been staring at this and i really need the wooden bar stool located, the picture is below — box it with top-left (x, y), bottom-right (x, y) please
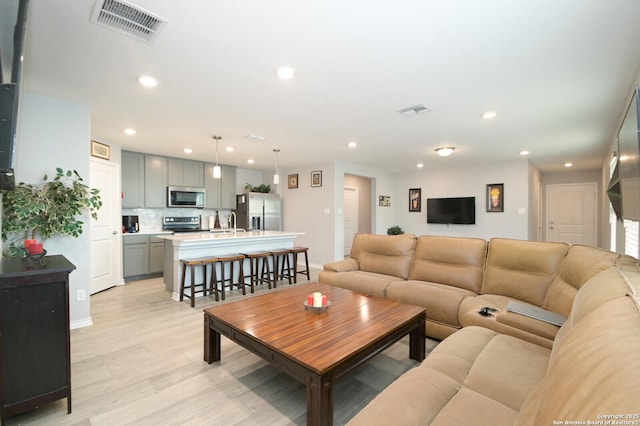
top-left (240, 251), bottom-right (272, 291)
top-left (269, 249), bottom-right (292, 286)
top-left (290, 246), bottom-right (310, 283)
top-left (179, 256), bottom-right (217, 307)
top-left (212, 254), bottom-right (246, 301)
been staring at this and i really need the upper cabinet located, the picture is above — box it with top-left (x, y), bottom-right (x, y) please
top-left (168, 159), bottom-right (204, 187)
top-left (122, 152), bottom-right (145, 208)
top-left (205, 163), bottom-right (236, 209)
top-left (144, 155), bottom-right (168, 208)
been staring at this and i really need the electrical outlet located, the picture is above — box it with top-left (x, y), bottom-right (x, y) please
top-left (77, 289), bottom-right (86, 301)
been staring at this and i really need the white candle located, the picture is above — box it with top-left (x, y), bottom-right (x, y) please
top-left (313, 292), bottom-right (322, 307)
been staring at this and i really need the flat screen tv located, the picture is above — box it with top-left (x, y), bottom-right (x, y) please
top-left (427, 197), bottom-right (476, 225)
top-left (617, 84), bottom-right (640, 222)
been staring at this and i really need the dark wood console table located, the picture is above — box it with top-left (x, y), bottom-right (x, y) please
top-left (0, 255), bottom-right (76, 424)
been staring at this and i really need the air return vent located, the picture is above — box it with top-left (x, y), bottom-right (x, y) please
top-left (92, 0), bottom-right (167, 43)
top-left (396, 104), bottom-right (432, 117)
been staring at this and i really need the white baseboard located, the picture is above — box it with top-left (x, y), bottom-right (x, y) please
top-left (70, 316), bottom-right (94, 330)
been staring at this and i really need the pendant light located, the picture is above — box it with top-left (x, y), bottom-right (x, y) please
top-left (273, 148), bottom-right (280, 185)
top-left (212, 135), bottom-right (222, 179)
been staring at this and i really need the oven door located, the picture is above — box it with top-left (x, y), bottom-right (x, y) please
top-left (167, 186), bottom-right (206, 208)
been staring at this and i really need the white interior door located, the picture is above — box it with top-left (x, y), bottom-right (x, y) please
top-left (90, 159), bottom-right (121, 294)
top-left (344, 187), bottom-right (358, 257)
top-left (546, 183), bottom-right (597, 245)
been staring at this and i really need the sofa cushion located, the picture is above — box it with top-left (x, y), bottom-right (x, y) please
top-left (408, 235), bottom-right (487, 293)
top-left (348, 326), bottom-right (549, 425)
top-left (542, 244), bottom-right (618, 316)
top-left (332, 271), bottom-right (399, 298)
top-left (482, 238), bottom-right (569, 306)
top-left (349, 233), bottom-right (416, 279)
top-left (386, 280), bottom-right (475, 327)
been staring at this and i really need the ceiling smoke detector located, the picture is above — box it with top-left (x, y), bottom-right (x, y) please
top-left (92, 0), bottom-right (167, 43)
top-left (396, 104), bottom-right (432, 117)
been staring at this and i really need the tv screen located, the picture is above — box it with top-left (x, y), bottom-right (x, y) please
top-left (617, 84), bottom-right (640, 222)
top-left (427, 197), bottom-right (476, 224)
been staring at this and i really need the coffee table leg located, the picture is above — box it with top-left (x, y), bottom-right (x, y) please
top-left (204, 315), bottom-right (221, 363)
top-left (409, 312), bottom-right (426, 361)
top-left (307, 372), bottom-right (332, 426)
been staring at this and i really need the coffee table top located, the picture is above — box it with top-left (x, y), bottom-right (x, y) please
top-left (203, 283), bottom-right (426, 373)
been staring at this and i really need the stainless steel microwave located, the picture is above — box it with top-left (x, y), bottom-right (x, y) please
top-left (167, 186), bottom-right (206, 208)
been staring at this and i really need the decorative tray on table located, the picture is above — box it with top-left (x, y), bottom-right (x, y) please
top-left (304, 300), bottom-right (331, 313)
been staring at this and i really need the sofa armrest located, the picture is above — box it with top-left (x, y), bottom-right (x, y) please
top-left (323, 257), bottom-right (359, 272)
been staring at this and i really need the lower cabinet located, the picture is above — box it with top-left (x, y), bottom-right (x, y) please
top-left (123, 235), bottom-right (165, 279)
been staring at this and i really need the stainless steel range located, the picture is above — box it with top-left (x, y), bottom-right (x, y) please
top-left (162, 216), bottom-right (204, 233)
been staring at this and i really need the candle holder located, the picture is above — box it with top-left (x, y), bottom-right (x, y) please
top-left (304, 300), bottom-right (331, 313)
top-left (24, 249), bottom-right (47, 268)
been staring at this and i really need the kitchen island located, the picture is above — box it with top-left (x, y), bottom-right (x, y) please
top-left (158, 231), bottom-right (304, 301)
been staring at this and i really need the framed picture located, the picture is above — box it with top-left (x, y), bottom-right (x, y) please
top-left (379, 195), bottom-right (391, 207)
top-left (409, 188), bottom-right (421, 212)
top-left (311, 170), bottom-right (322, 187)
top-left (486, 183), bottom-right (504, 212)
top-left (288, 174), bottom-right (299, 189)
top-left (91, 140), bottom-right (110, 160)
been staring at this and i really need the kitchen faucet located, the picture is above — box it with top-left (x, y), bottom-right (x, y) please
top-left (230, 211), bottom-right (237, 233)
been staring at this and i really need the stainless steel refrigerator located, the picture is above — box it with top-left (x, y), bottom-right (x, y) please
top-left (235, 193), bottom-right (281, 231)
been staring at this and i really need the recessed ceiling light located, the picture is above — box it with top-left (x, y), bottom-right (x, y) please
top-left (225, 146), bottom-right (234, 152)
top-left (348, 141), bottom-right (357, 148)
top-left (435, 147), bottom-right (455, 157)
top-left (138, 75), bottom-right (158, 88)
top-left (520, 150), bottom-right (530, 156)
top-left (482, 111), bottom-right (497, 119)
top-left (564, 162), bottom-right (573, 168)
top-left (276, 67), bottom-right (295, 80)
top-left (417, 163), bottom-right (424, 168)
top-left (247, 159), bottom-right (254, 164)
top-left (183, 148), bottom-right (192, 154)
top-left (124, 128), bottom-right (136, 135)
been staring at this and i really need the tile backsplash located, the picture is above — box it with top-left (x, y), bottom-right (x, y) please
top-left (122, 208), bottom-right (233, 232)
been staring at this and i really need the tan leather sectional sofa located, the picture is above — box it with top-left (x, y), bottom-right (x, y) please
top-left (318, 233), bottom-right (640, 424)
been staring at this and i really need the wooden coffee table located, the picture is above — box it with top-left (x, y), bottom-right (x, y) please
top-left (203, 283), bottom-right (426, 426)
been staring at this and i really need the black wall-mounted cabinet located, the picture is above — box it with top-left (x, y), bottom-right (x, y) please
top-left (0, 255), bottom-right (75, 424)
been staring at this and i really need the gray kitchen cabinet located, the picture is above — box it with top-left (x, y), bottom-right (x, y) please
top-left (144, 155), bottom-right (168, 208)
top-left (205, 163), bottom-right (236, 209)
top-left (122, 152), bottom-right (144, 208)
top-left (149, 236), bottom-right (165, 273)
top-left (123, 235), bottom-right (165, 279)
top-left (168, 158), bottom-right (204, 187)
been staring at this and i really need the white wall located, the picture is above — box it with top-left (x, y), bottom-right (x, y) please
top-left (16, 93), bottom-right (93, 328)
top-left (393, 159), bottom-right (531, 240)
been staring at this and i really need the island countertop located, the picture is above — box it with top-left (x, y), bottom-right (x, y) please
top-left (160, 230), bottom-right (304, 300)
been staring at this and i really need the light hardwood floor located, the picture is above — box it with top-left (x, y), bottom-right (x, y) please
top-left (8, 269), bottom-right (438, 426)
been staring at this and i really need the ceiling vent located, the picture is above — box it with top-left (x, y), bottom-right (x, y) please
top-left (92, 0), bottom-right (167, 43)
top-left (396, 104), bottom-right (432, 117)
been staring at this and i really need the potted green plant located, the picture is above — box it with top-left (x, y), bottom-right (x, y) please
top-left (1, 168), bottom-right (102, 257)
top-left (387, 226), bottom-right (404, 235)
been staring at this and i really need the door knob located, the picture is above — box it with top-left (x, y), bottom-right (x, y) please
top-left (113, 230), bottom-right (118, 235)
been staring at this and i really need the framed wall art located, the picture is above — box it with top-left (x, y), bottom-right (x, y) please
top-left (486, 183), bottom-right (504, 212)
top-left (409, 188), bottom-right (421, 212)
top-left (288, 174), bottom-right (299, 189)
top-left (379, 195), bottom-right (391, 207)
top-left (90, 140), bottom-right (110, 160)
top-left (311, 170), bottom-right (322, 187)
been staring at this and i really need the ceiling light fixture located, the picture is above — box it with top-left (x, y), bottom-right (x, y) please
top-left (435, 147), bottom-right (455, 157)
top-left (247, 159), bottom-right (254, 164)
top-left (564, 162), bottom-right (573, 168)
top-left (124, 128), bottom-right (136, 135)
top-left (273, 149), bottom-right (281, 185)
top-left (138, 75), bottom-right (158, 88)
top-left (396, 104), bottom-right (432, 117)
top-left (277, 67), bottom-right (295, 80)
top-left (245, 134), bottom-right (266, 142)
top-left (348, 141), bottom-right (357, 148)
top-left (417, 163), bottom-right (424, 168)
top-left (183, 148), bottom-right (192, 154)
top-left (225, 146), bottom-right (234, 152)
top-left (212, 135), bottom-right (222, 179)
top-left (482, 111), bottom-right (497, 119)
top-left (520, 150), bottom-right (530, 156)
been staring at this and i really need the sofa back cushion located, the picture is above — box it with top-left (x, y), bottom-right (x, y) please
top-left (482, 238), bottom-right (568, 306)
top-left (542, 244), bottom-right (619, 316)
top-left (409, 235), bottom-right (487, 293)
top-left (350, 233), bottom-right (416, 280)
